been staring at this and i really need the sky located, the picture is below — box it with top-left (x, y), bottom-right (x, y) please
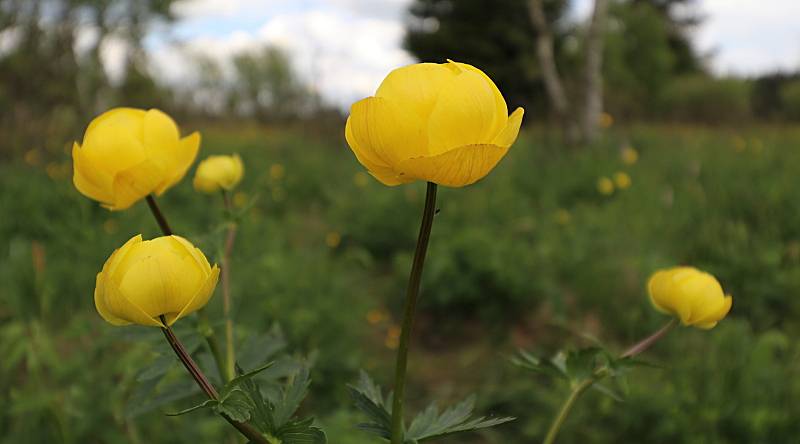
top-left (127, 0), bottom-right (800, 108)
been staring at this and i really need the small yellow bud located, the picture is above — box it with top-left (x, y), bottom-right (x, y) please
top-left (613, 171), bottom-right (631, 189)
top-left (193, 154), bottom-right (244, 193)
top-left (94, 235), bottom-right (219, 327)
top-left (72, 108), bottom-right (200, 210)
top-left (597, 176), bottom-right (615, 195)
top-left (647, 267), bottom-right (732, 329)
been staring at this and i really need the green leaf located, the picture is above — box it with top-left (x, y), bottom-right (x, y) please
top-left (348, 371), bottom-right (391, 439)
top-left (511, 349), bottom-right (568, 381)
top-left (216, 386), bottom-right (256, 423)
top-left (275, 417), bottom-right (327, 444)
top-left (237, 364), bottom-right (276, 433)
top-left (405, 395), bottom-right (514, 442)
top-left (226, 361), bottom-right (275, 393)
top-left (166, 399), bottom-right (218, 416)
top-left (272, 366), bottom-right (311, 429)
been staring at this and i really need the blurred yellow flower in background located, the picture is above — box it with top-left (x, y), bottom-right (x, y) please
top-left (613, 171), bottom-right (631, 189)
top-left (94, 235), bottom-right (219, 327)
top-left (621, 146), bottom-right (638, 165)
top-left (648, 266), bottom-right (732, 329)
top-left (597, 176), bottom-right (615, 195)
top-left (733, 136), bottom-right (746, 152)
top-left (385, 325), bottom-right (401, 349)
top-left (353, 171), bottom-right (370, 188)
top-left (345, 60), bottom-right (524, 187)
top-left (269, 163), bottom-right (285, 181)
top-left (72, 108), bottom-right (200, 210)
top-left (599, 112), bottom-right (614, 128)
top-left (325, 231), bottom-right (342, 248)
top-left (193, 154), bottom-right (244, 193)
top-left (366, 308), bottom-right (389, 325)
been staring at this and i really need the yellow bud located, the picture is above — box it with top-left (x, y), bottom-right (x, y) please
top-left (72, 108), bottom-right (201, 210)
top-left (597, 176), bottom-right (615, 195)
top-left (613, 171), bottom-right (631, 189)
top-left (647, 266), bottom-right (732, 329)
top-left (621, 146), bottom-right (638, 165)
top-left (94, 235), bottom-right (219, 327)
top-left (193, 154), bottom-right (244, 193)
top-left (345, 60), bottom-right (524, 187)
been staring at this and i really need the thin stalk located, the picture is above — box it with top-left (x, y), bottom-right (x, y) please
top-left (160, 316), bottom-right (267, 443)
top-left (220, 190), bottom-right (238, 382)
top-left (390, 182), bottom-right (438, 444)
top-left (540, 319), bottom-right (677, 444)
top-left (198, 310), bottom-right (229, 382)
top-left (145, 195), bottom-right (173, 235)
top-left (542, 378), bottom-right (595, 444)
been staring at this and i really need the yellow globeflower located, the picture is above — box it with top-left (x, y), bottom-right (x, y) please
top-left (72, 108), bottom-right (200, 210)
top-left (193, 154), bottom-right (244, 193)
top-left (94, 235), bottom-right (220, 327)
top-left (621, 146), bottom-right (638, 165)
top-left (597, 176), bottom-right (615, 195)
top-left (613, 171), bottom-right (631, 189)
top-left (647, 267), bottom-right (732, 329)
top-left (345, 60), bottom-right (524, 187)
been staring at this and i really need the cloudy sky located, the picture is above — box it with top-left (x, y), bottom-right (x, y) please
top-left (136, 0), bottom-right (800, 108)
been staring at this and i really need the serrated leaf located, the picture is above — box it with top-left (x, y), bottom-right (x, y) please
top-left (216, 387), bottom-right (256, 423)
top-left (275, 417), bottom-right (327, 444)
top-left (238, 327), bottom-right (288, 371)
top-left (237, 364), bottom-right (275, 433)
top-left (273, 366), bottom-right (311, 429)
top-left (565, 347), bottom-right (603, 382)
top-left (511, 349), bottom-right (569, 381)
top-left (166, 399), bottom-right (218, 416)
top-left (224, 361), bottom-right (275, 395)
top-left (348, 371), bottom-right (391, 439)
top-left (405, 395), bottom-right (514, 442)
top-left (591, 382), bottom-right (624, 402)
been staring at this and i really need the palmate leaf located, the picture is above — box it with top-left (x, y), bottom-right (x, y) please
top-left (274, 417), bottom-right (327, 444)
top-left (272, 366), bottom-right (311, 428)
top-left (405, 395), bottom-right (514, 442)
top-left (348, 371), bottom-right (392, 439)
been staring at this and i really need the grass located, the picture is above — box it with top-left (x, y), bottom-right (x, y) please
top-left (1, 122), bottom-right (800, 443)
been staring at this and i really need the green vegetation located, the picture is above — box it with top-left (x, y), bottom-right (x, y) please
top-left (2, 124), bottom-right (800, 443)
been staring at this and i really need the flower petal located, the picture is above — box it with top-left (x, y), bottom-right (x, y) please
top-left (166, 265), bottom-right (220, 326)
top-left (82, 109), bottom-right (147, 175)
top-left (427, 69), bottom-right (504, 155)
top-left (94, 272), bottom-right (130, 326)
top-left (73, 142), bottom-right (114, 204)
top-left (156, 132), bottom-right (201, 195)
top-left (448, 61), bottom-right (509, 139)
top-left (376, 62), bottom-right (455, 121)
top-left (347, 96), bottom-right (427, 166)
top-left (493, 107), bottom-right (525, 148)
top-left (398, 143), bottom-right (510, 187)
top-left (111, 160), bottom-right (165, 210)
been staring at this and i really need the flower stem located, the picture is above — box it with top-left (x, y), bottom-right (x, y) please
top-left (540, 319), bottom-right (677, 444)
top-left (221, 190), bottom-right (238, 382)
top-left (542, 377), bottom-right (595, 444)
top-left (159, 316), bottom-right (267, 443)
top-left (145, 195), bottom-right (173, 236)
top-left (390, 182), bottom-right (438, 444)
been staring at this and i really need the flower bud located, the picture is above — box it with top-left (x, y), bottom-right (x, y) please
top-left (647, 266), bottom-right (732, 329)
top-left (345, 60), bottom-right (524, 187)
top-left (193, 154), bottom-right (244, 193)
top-left (72, 108), bottom-right (201, 210)
top-left (94, 235), bottom-right (219, 327)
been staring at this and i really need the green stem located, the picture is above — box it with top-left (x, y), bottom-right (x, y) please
top-left (221, 190), bottom-right (238, 382)
top-left (159, 316), bottom-right (267, 443)
top-left (198, 310), bottom-right (229, 382)
top-left (542, 378), bottom-right (595, 444)
top-left (390, 182), bottom-right (438, 444)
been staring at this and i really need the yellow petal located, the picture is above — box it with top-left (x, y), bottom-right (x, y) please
top-left (345, 116), bottom-right (407, 185)
top-left (166, 265), bottom-right (220, 326)
top-left (647, 269), bottom-right (675, 315)
top-left (448, 61), bottom-right (509, 139)
top-left (427, 69), bottom-right (504, 155)
top-left (99, 273), bottom-right (164, 327)
top-left (693, 295), bottom-right (732, 328)
top-left (376, 62), bottom-right (455, 121)
top-left (73, 142), bottom-right (114, 204)
top-left (398, 143), bottom-right (510, 187)
top-left (156, 132), bottom-right (201, 195)
top-left (82, 109), bottom-right (147, 175)
top-left (94, 272), bottom-right (130, 326)
top-left (493, 108), bottom-right (525, 148)
top-left (110, 160), bottom-right (165, 210)
top-left (347, 96), bottom-right (428, 165)
top-left (171, 235), bottom-right (212, 272)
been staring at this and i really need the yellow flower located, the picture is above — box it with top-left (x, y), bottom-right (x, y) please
top-left (94, 235), bottom-right (219, 327)
top-left (647, 267), bottom-right (732, 329)
top-left (345, 60), bottom-right (524, 187)
top-left (325, 231), bottom-right (342, 248)
top-left (613, 171), bottom-right (631, 189)
top-left (621, 146), bottom-right (638, 165)
top-left (72, 108), bottom-right (200, 210)
top-left (599, 112), bottom-right (614, 128)
top-left (597, 176), bottom-right (614, 195)
top-left (193, 154), bottom-right (244, 193)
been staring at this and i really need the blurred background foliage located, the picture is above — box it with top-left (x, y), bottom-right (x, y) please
top-left (2, 0), bottom-right (800, 443)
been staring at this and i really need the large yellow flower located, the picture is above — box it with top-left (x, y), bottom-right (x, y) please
top-left (94, 235), bottom-right (219, 327)
top-left (72, 108), bottom-right (200, 210)
top-left (647, 266), bottom-right (732, 329)
top-left (345, 61), bottom-right (524, 187)
top-left (193, 154), bottom-right (244, 193)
